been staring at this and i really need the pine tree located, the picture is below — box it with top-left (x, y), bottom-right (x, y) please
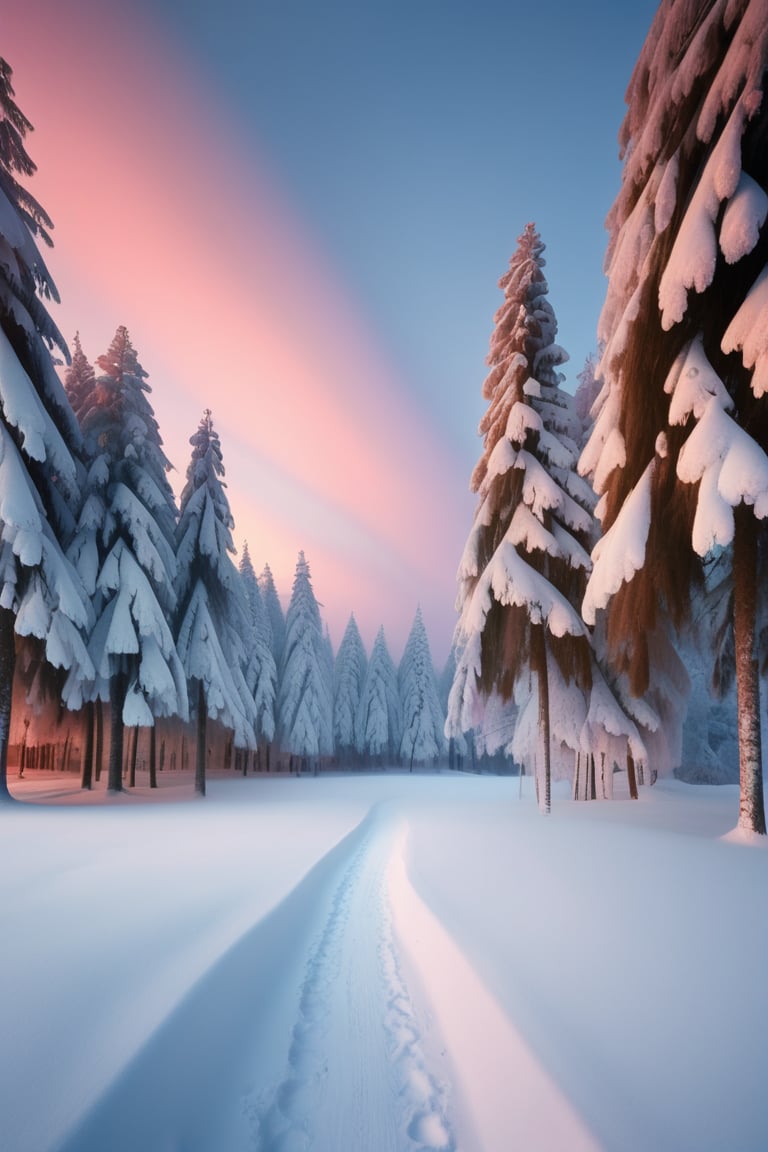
top-left (356, 626), bottom-right (402, 764)
top-left (0, 60), bottom-right (93, 797)
top-left (260, 562), bottom-right (285, 668)
top-left (580, 0), bottom-right (768, 833)
top-left (277, 551), bottom-right (333, 769)
top-left (399, 607), bottom-right (445, 770)
top-left (175, 410), bottom-right (257, 795)
top-left (449, 224), bottom-right (593, 812)
top-left (333, 613), bottom-right (367, 764)
top-left (69, 326), bottom-right (187, 792)
top-left (238, 541), bottom-right (277, 762)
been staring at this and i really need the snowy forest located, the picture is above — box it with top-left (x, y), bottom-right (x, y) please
top-left (2, 0), bottom-right (768, 837)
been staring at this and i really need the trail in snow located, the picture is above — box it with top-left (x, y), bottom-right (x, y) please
top-left (248, 805), bottom-right (456, 1152)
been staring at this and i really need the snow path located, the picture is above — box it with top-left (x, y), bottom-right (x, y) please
top-left (249, 804), bottom-right (456, 1151)
top-left (52, 803), bottom-right (458, 1152)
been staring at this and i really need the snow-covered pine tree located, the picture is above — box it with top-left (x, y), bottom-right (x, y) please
top-left (399, 607), bottom-right (445, 770)
top-left (0, 60), bottom-right (94, 797)
top-left (277, 551), bottom-right (333, 771)
top-left (580, 0), bottom-right (768, 833)
top-left (573, 349), bottom-right (603, 446)
top-left (355, 625), bottom-right (402, 765)
top-left (68, 326), bottom-right (187, 792)
top-left (333, 613), bottom-right (367, 764)
top-left (238, 540), bottom-right (277, 767)
top-left (260, 562), bottom-right (285, 668)
top-left (448, 224), bottom-right (593, 813)
top-left (175, 410), bottom-right (257, 795)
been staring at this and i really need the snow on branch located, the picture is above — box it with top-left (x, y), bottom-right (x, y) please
top-left (722, 265), bottom-right (768, 397)
top-left (582, 462), bottom-right (653, 625)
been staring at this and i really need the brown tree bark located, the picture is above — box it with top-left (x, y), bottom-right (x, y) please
top-left (733, 505), bottom-right (767, 834)
top-left (108, 670), bottom-right (128, 792)
top-left (627, 751), bottom-right (639, 800)
top-left (149, 724), bottom-right (157, 789)
top-left (195, 680), bottom-right (207, 797)
top-left (0, 607), bottom-right (16, 801)
top-left (531, 623), bottom-right (551, 814)
top-left (81, 701), bottom-right (95, 790)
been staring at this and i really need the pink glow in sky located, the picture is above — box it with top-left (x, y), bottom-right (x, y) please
top-left (4, 0), bottom-right (473, 664)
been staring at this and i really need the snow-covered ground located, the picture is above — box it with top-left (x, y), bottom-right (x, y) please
top-left (1, 769), bottom-right (766, 1152)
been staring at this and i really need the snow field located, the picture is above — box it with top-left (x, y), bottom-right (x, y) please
top-left (2, 771), bottom-right (767, 1152)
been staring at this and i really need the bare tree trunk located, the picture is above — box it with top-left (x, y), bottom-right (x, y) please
top-left (149, 724), bottom-right (157, 789)
top-left (195, 680), bottom-right (207, 797)
top-left (531, 623), bottom-right (551, 814)
top-left (0, 607), bottom-right (16, 801)
top-left (81, 701), bottom-right (95, 790)
top-left (733, 506), bottom-right (766, 834)
top-left (128, 726), bottom-right (138, 787)
top-left (627, 750), bottom-right (639, 800)
top-left (95, 699), bottom-right (104, 782)
top-left (573, 752), bottom-right (581, 800)
top-left (108, 670), bottom-right (127, 793)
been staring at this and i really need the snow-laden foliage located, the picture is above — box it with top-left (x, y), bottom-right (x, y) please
top-left (238, 542), bottom-right (277, 745)
top-left (398, 608), bottom-right (445, 766)
top-left (67, 327), bottom-right (186, 742)
top-left (278, 552), bottom-right (333, 760)
top-left (174, 411), bottom-right (257, 781)
top-left (259, 562), bottom-right (285, 667)
top-left (356, 626), bottom-right (402, 761)
top-left (580, 0), bottom-right (768, 829)
top-left (333, 614), bottom-right (367, 759)
top-left (0, 60), bottom-right (94, 793)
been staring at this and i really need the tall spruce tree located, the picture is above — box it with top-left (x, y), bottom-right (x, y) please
top-left (277, 551), bottom-right (333, 770)
top-left (580, 0), bottom-right (768, 833)
top-left (333, 613), bottom-right (367, 763)
top-left (238, 541), bottom-right (277, 762)
top-left (0, 60), bottom-right (93, 796)
top-left (356, 626), bottom-right (402, 764)
top-left (398, 607), bottom-right (445, 770)
top-left (260, 562), bottom-right (285, 668)
top-left (175, 411), bottom-right (257, 795)
top-left (449, 224), bottom-right (593, 813)
top-left (68, 326), bottom-right (187, 792)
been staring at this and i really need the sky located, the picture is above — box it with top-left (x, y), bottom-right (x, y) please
top-left (4, 0), bottom-right (660, 665)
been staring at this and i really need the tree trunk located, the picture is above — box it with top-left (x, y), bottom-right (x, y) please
top-left (195, 680), bottom-right (207, 797)
top-left (733, 505), bottom-right (766, 834)
top-left (108, 671), bottom-right (128, 792)
top-left (531, 623), bottom-right (551, 814)
top-left (0, 607), bottom-right (16, 801)
top-left (573, 752), bottom-right (581, 800)
top-left (627, 751), bottom-right (639, 800)
top-left (149, 724), bottom-right (157, 789)
top-left (95, 699), bottom-right (104, 782)
top-left (128, 726), bottom-right (138, 787)
top-left (81, 702), bottom-right (95, 790)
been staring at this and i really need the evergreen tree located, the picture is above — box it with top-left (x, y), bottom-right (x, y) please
top-left (580, 0), bottom-right (768, 832)
top-left (175, 410), bottom-right (257, 795)
top-left (0, 59), bottom-right (93, 796)
top-left (260, 562), bottom-right (285, 667)
top-left (398, 607), bottom-right (445, 770)
top-left (69, 326), bottom-right (187, 792)
top-left (448, 224), bottom-right (593, 813)
top-left (356, 626), bottom-right (402, 763)
top-left (63, 333), bottom-right (96, 420)
top-left (238, 541), bottom-right (277, 760)
top-left (333, 613), bottom-right (367, 763)
top-left (277, 551), bottom-right (333, 769)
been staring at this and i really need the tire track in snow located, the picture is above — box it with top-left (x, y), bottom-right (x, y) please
top-left (246, 806), bottom-right (456, 1152)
